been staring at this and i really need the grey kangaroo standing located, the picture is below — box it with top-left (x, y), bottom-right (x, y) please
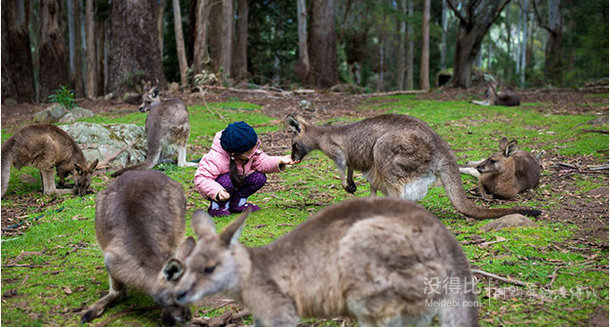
top-left (472, 83), bottom-right (520, 107)
top-left (286, 114), bottom-right (540, 219)
top-left (459, 138), bottom-right (540, 200)
top-left (1, 124), bottom-right (98, 197)
top-left (165, 198), bottom-right (479, 327)
top-left (112, 87), bottom-right (198, 177)
top-left (81, 170), bottom-right (191, 326)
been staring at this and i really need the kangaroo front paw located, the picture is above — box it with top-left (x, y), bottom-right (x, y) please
top-left (345, 183), bottom-right (357, 194)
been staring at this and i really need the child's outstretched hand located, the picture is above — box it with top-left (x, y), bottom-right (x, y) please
top-left (280, 155), bottom-right (300, 165)
top-left (217, 189), bottom-right (231, 201)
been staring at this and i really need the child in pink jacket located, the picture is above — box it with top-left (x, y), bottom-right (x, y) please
top-left (194, 121), bottom-right (297, 217)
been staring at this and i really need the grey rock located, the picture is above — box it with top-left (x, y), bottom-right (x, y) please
top-left (480, 214), bottom-right (538, 232)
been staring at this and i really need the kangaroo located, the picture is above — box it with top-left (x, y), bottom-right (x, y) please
top-left (81, 170), bottom-right (191, 325)
top-left (164, 198), bottom-right (479, 327)
top-left (459, 138), bottom-right (540, 200)
top-left (285, 114), bottom-right (541, 219)
top-left (111, 87), bottom-right (198, 177)
top-left (472, 83), bottom-right (520, 107)
top-left (1, 124), bottom-right (98, 197)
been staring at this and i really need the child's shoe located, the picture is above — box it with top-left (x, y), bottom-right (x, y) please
top-left (230, 197), bottom-right (261, 213)
top-left (208, 201), bottom-right (230, 217)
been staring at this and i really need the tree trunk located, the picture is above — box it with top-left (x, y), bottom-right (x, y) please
top-left (420, 0), bottom-right (430, 90)
top-left (220, 0), bottom-right (233, 79)
top-left (108, 0), bottom-right (166, 96)
top-left (406, 0), bottom-right (414, 90)
top-left (535, 0), bottom-right (562, 83)
top-left (173, 0), bottom-right (188, 86)
top-left (397, 0), bottom-right (406, 90)
top-left (73, 0), bottom-right (83, 96)
top-left (308, 0), bottom-right (338, 89)
top-left (440, 0), bottom-right (449, 70)
top-left (158, 0), bottom-right (166, 59)
top-left (96, 20), bottom-right (106, 95)
top-left (520, 0), bottom-right (528, 86)
top-left (296, 0), bottom-right (310, 84)
top-left (232, 0), bottom-right (248, 80)
top-left (208, 1), bottom-right (222, 72)
top-left (39, 0), bottom-right (69, 100)
top-left (193, 0), bottom-right (209, 75)
top-left (1, 0), bottom-right (35, 103)
top-left (85, 0), bottom-right (96, 98)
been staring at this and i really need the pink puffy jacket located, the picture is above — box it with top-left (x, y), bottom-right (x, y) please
top-left (194, 131), bottom-right (284, 199)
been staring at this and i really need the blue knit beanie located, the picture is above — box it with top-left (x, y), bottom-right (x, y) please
top-left (220, 121), bottom-right (258, 154)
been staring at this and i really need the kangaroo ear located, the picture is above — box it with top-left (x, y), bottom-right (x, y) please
top-left (74, 163), bottom-right (84, 174)
top-left (285, 115), bottom-right (302, 133)
top-left (152, 87), bottom-right (160, 98)
top-left (219, 209), bottom-right (249, 248)
top-left (505, 140), bottom-right (519, 157)
top-left (163, 259), bottom-right (185, 282)
top-left (498, 137), bottom-right (509, 152)
top-left (89, 159), bottom-right (99, 171)
top-left (191, 210), bottom-right (216, 239)
top-left (174, 236), bottom-right (196, 261)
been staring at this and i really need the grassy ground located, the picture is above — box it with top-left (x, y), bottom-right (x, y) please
top-left (1, 95), bottom-right (608, 326)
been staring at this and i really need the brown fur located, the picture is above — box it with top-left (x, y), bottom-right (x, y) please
top-left (472, 83), bottom-right (520, 107)
top-left (1, 123), bottom-right (98, 197)
top-left (81, 170), bottom-right (191, 325)
top-left (167, 198), bottom-right (479, 326)
top-left (112, 87), bottom-right (198, 177)
top-left (476, 138), bottom-right (540, 200)
top-left (286, 114), bottom-right (541, 219)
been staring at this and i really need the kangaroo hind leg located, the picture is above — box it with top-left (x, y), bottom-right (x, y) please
top-left (81, 276), bottom-right (127, 323)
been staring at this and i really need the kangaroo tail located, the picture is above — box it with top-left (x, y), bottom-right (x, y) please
top-left (438, 162), bottom-right (541, 219)
top-left (1, 139), bottom-right (15, 197)
top-left (110, 147), bottom-right (161, 178)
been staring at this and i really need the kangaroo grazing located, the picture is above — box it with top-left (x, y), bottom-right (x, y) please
top-left (111, 87), bottom-right (198, 177)
top-left (81, 170), bottom-right (191, 325)
top-left (1, 124), bottom-right (98, 197)
top-left (286, 114), bottom-right (541, 219)
top-left (459, 138), bottom-right (540, 200)
top-left (471, 83), bottom-right (520, 107)
top-left (164, 198), bottom-right (479, 327)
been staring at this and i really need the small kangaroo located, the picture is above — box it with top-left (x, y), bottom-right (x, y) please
top-left (460, 138), bottom-right (540, 200)
top-left (472, 83), bottom-right (520, 107)
top-left (165, 198), bottom-right (479, 327)
top-left (1, 124), bottom-right (98, 197)
top-left (285, 114), bottom-right (540, 219)
top-left (81, 170), bottom-right (191, 325)
top-left (111, 87), bottom-right (198, 177)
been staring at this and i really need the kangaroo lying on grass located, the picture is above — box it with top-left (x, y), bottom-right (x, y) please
top-left (471, 83), bottom-right (520, 107)
top-left (286, 114), bottom-right (540, 219)
top-left (165, 197), bottom-right (479, 327)
top-left (1, 123), bottom-right (98, 197)
top-left (81, 170), bottom-right (191, 326)
top-left (459, 138), bottom-right (541, 200)
top-left (112, 87), bottom-right (198, 177)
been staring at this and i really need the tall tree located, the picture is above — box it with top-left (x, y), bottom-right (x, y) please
top-left (406, 0), bottom-right (414, 89)
top-left (447, 0), bottom-right (511, 88)
top-left (397, 0), bottom-right (406, 90)
top-left (232, 0), bottom-right (249, 80)
top-left (296, 0), bottom-right (310, 83)
top-left (108, 0), bottom-right (165, 95)
top-left (173, 0), bottom-right (188, 86)
top-left (39, 0), bottom-right (69, 99)
top-left (193, 0), bottom-right (209, 75)
top-left (158, 0), bottom-right (166, 60)
top-left (420, 0), bottom-right (430, 90)
top-left (1, 0), bottom-right (35, 102)
top-left (85, 0), bottom-right (97, 98)
top-left (308, 0), bottom-right (338, 88)
top-left (73, 0), bottom-right (83, 95)
top-left (208, 1), bottom-right (222, 72)
top-left (221, 0), bottom-right (233, 78)
top-left (440, 0), bottom-right (449, 70)
top-left (533, 0), bottom-right (563, 84)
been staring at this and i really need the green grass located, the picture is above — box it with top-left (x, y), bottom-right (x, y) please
top-left (1, 96), bottom-right (607, 326)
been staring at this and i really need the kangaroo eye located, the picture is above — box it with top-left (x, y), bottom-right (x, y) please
top-left (489, 159), bottom-right (496, 164)
top-left (203, 265), bottom-right (216, 274)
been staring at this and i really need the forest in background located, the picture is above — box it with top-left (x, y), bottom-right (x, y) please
top-left (1, 0), bottom-right (608, 104)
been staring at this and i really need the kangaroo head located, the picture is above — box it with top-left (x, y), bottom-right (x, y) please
top-left (139, 87), bottom-right (161, 112)
top-left (166, 210), bottom-right (249, 306)
top-left (73, 159), bottom-right (98, 196)
top-left (477, 138), bottom-right (518, 175)
top-left (286, 114), bottom-right (315, 161)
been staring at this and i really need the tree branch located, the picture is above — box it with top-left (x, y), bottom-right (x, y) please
top-left (490, 0), bottom-right (513, 28)
top-left (445, 0), bottom-right (468, 25)
top-left (532, 0), bottom-right (553, 33)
